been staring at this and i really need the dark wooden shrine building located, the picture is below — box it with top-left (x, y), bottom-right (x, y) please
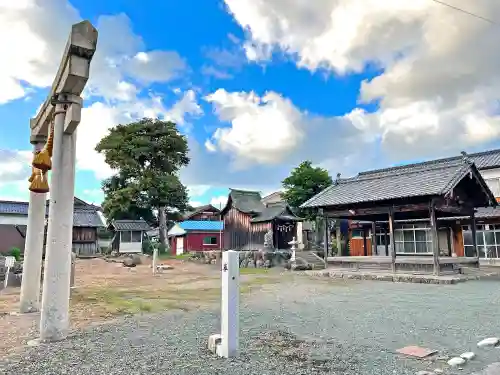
top-left (221, 189), bottom-right (301, 250)
top-left (301, 157), bottom-right (497, 275)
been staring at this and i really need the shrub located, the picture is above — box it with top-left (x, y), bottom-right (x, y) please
top-left (9, 247), bottom-right (21, 261)
top-left (142, 239), bottom-right (154, 255)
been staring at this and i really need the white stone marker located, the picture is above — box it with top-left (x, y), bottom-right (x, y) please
top-left (152, 247), bottom-right (158, 275)
top-left (3, 256), bottom-right (15, 289)
top-left (219, 250), bottom-right (239, 358)
top-left (289, 237), bottom-right (298, 262)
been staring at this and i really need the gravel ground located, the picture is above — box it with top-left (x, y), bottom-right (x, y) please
top-left (1, 277), bottom-right (500, 375)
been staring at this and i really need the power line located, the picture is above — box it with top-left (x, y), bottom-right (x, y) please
top-left (430, 0), bottom-right (496, 25)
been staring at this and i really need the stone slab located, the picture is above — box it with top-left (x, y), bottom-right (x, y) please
top-left (396, 345), bottom-right (437, 358)
top-left (304, 268), bottom-right (487, 284)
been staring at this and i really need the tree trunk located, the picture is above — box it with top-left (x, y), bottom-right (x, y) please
top-left (158, 206), bottom-right (168, 249)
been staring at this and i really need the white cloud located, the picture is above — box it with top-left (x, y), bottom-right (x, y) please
top-left (188, 185), bottom-right (211, 197)
top-left (204, 89), bottom-right (365, 170)
top-left (189, 200), bottom-right (203, 208)
top-left (223, 0), bottom-right (500, 161)
top-left (210, 195), bottom-right (228, 208)
top-left (0, 150), bottom-right (32, 185)
top-left (0, 2), bottom-right (187, 104)
top-left (205, 89), bottom-right (304, 167)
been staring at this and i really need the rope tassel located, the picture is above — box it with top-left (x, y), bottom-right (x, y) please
top-left (32, 121), bottom-right (54, 171)
top-left (29, 168), bottom-right (49, 194)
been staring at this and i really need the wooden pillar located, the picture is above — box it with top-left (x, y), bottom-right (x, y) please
top-left (429, 202), bottom-right (440, 276)
top-left (447, 227), bottom-right (453, 256)
top-left (384, 226), bottom-right (389, 256)
top-left (388, 209), bottom-right (396, 272)
top-left (336, 223), bottom-right (341, 256)
top-left (371, 222), bottom-right (377, 256)
top-left (362, 229), bottom-right (367, 256)
top-left (323, 216), bottom-right (329, 260)
top-left (470, 211), bottom-right (478, 260)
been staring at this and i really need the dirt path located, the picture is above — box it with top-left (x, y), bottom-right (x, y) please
top-left (0, 257), bottom-right (222, 356)
top-left (0, 257), bottom-right (285, 357)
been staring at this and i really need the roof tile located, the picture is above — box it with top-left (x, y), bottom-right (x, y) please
top-left (301, 161), bottom-right (481, 208)
top-left (179, 220), bottom-right (223, 231)
top-left (112, 220), bottom-right (151, 231)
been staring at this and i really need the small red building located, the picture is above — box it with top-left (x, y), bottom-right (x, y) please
top-left (168, 220), bottom-right (224, 255)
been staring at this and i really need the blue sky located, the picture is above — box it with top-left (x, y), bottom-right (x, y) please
top-left (1, 0), bottom-right (499, 207)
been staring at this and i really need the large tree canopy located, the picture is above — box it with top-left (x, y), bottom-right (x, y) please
top-left (282, 160), bottom-right (333, 218)
top-left (96, 118), bottom-right (191, 245)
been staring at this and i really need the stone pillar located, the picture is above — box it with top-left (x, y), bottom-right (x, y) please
top-left (336, 224), bottom-right (341, 256)
top-left (39, 106), bottom-right (77, 342)
top-left (70, 252), bottom-right (76, 288)
top-left (220, 250), bottom-right (239, 358)
top-left (152, 247), bottom-right (158, 275)
top-left (388, 209), bottom-right (396, 273)
top-left (19, 140), bottom-right (47, 313)
top-left (429, 202), bottom-right (440, 276)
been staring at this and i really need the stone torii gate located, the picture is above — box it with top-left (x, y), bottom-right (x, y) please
top-left (19, 21), bottom-right (98, 342)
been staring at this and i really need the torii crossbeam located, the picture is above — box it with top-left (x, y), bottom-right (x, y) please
top-left (19, 20), bottom-right (98, 342)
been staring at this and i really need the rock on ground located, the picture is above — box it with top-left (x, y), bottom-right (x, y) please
top-left (477, 338), bottom-right (500, 348)
top-left (448, 357), bottom-right (466, 366)
top-left (460, 351), bottom-right (476, 360)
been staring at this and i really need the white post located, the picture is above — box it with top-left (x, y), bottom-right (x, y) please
top-left (19, 141), bottom-right (47, 313)
top-left (152, 247), bottom-right (158, 275)
top-left (4, 256), bottom-right (15, 289)
top-left (289, 236), bottom-right (297, 262)
top-left (39, 104), bottom-right (76, 342)
top-left (220, 250), bottom-right (239, 358)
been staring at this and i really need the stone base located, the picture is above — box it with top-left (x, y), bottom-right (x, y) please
top-left (305, 268), bottom-right (490, 284)
top-left (208, 333), bottom-right (222, 356)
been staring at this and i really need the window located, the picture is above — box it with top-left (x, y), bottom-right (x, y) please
top-left (121, 231), bottom-right (131, 243)
top-left (351, 229), bottom-right (364, 238)
top-left (462, 224), bottom-right (500, 258)
top-left (203, 236), bottom-right (218, 245)
top-left (132, 231), bottom-right (142, 243)
top-left (485, 178), bottom-right (500, 197)
top-left (121, 231), bottom-right (142, 243)
top-left (394, 223), bottom-right (432, 254)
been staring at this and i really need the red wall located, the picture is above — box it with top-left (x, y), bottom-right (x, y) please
top-left (172, 231), bottom-right (224, 254)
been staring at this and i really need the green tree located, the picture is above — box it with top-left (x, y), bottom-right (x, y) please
top-left (282, 160), bottom-right (333, 219)
top-left (96, 118), bottom-right (191, 247)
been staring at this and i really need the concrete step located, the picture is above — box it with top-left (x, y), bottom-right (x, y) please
top-left (296, 251), bottom-right (326, 269)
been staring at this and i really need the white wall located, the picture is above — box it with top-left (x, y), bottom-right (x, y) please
top-left (0, 214), bottom-right (28, 225)
top-left (480, 167), bottom-right (500, 180)
top-left (119, 242), bottom-right (142, 253)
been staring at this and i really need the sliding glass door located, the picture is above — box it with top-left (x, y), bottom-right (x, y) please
top-left (462, 224), bottom-right (500, 259)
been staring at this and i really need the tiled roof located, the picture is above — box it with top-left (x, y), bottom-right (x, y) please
top-left (111, 219), bottom-right (151, 231)
top-left (302, 160), bottom-right (487, 208)
top-left (359, 149), bottom-right (500, 178)
top-left (0, 201), bottom-right (29, 215)
top-left (183, 204), bottom-right (220, 219)
top-left (224, 189), bottom-right (265, 214)
top-left (251, 202), bottom-right (301, 223)
top-left (0, 200), bottom-right (104, 227)
top-left (179, 220), bottom-right (223, 231)
top-left (73, 209), bottom-right (104, 227)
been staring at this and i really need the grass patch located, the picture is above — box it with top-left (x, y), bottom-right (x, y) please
top-left (158, 253), bottom-right (191, 260)
top-left (71, 286), bottom-right (221, 317)
top-left (239, 268), bottom-right (270, 275)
